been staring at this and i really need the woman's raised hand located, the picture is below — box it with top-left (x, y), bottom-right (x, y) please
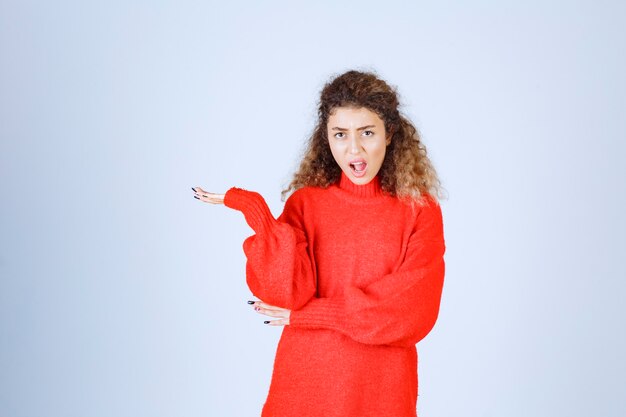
top-left (192, 186), bottom-right (225, 205)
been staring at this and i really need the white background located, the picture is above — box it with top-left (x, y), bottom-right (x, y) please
top-left (1, 1), bottom-right (625, 416)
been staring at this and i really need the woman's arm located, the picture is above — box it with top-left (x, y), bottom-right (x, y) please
top-left (224, 187), bottom-right (317, 311)
top-left (288, 197), bottom-right (445, 348)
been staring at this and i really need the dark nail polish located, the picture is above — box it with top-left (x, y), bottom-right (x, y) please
top-left (194, 196), bottom-right (199, 199)
top-left (191, 187), bottom-right (195, 191)
top-left (247, 300), bottom-right (255, 304)
top-left (264, 321), bottom-right (270, 324)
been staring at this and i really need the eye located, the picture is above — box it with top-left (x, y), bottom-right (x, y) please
top-left (334, 132), bottom-right (345, 139)
top-left (363, 130), bottom-right (374, 137)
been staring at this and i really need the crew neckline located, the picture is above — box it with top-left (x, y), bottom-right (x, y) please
top-left (337, 170), bottom-right (385, 198)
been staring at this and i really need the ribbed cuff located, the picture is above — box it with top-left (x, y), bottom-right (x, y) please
top-left (289, 297), bottom-right (346, 330)
top-left (223, 187), bottom-right (278, 234)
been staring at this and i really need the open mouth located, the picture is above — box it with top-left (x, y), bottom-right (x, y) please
top-left (349, 161), bottom-right (367, 176)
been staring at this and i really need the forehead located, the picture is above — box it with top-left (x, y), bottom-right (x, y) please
top-left (327, 106), bottom-right (384, 127)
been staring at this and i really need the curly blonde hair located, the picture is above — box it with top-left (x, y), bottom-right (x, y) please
top-left (281, 69), bottom-right (445, 207)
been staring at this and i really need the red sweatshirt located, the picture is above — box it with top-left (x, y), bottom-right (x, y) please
top-left (223, 170), bottom-right (446, 417)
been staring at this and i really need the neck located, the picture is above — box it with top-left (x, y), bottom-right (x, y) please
top-left (337, 170), bottom-right (384, 198)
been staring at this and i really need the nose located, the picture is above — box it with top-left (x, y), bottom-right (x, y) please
top-left (349, 134), bottom-right (362, 154)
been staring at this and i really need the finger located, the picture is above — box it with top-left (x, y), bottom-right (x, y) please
top-left (195, 195), bottom-right (223, 204)
top-left (192, 186), bottom-right (209, 197)
top-left (201, 194), bottom-right (225, 204)
top-left (257, 301), bottom-right (288, 311)
top-left (192, 186), bottom-right (217, 197)
top-left (264, 318), bottom-right (287, 326)
top-left (193, 189), bottom-right (225, 204)
top-left (254, 306), bottom-right (291, 317)
top-left (255, 306), bottom-right (289, 316)
top-left (256, 307), bottom-right (288, 318)
top-left (252, 300), bottom-right (285, 311)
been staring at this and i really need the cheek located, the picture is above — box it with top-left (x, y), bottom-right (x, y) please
top-left (375, 144), bottom-right (387, 163)
top-left (327, 142), bottom-right (342, 162)
top-left (329, 140), bottom-right (346, 154)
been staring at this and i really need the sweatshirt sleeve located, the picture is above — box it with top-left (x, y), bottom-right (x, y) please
top-left (288, 196), bottom-right (445, 348)
top-left (223, 187), bottom-right (317, 310)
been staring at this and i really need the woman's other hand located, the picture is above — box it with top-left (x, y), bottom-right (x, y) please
top-left (249, 300), bottom-right (291, 326)
top-left (192, 187), bottom-right (225, 204)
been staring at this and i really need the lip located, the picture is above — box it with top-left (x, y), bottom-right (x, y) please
top-left (348, 158), bottom-right (368, 178)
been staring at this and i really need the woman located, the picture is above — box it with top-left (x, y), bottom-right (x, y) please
top-left (192, 69), bottom-right (446, 417)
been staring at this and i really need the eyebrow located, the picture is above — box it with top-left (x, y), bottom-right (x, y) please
top-left (331, 125), bottom-right (377, 131)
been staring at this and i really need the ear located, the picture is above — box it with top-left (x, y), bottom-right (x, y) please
top-left (386, 132), bottom-right (392, 146)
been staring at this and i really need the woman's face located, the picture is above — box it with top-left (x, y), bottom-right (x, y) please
top-left (327, 106), bottom-right (391, 185)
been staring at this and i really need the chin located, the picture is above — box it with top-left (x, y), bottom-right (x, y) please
top-left (345, 171), bottom-right (373, 184)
